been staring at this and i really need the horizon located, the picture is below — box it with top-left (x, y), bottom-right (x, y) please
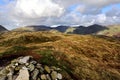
top-left (0, 0), bottom-right (120, 30)
top-left (1, 23), bottom-right (120, 30)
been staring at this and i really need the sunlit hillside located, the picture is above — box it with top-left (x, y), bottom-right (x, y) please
top-left (0, 31), bottom-right (120, 80)
top-left (97, 25), bottom-right (120, 37)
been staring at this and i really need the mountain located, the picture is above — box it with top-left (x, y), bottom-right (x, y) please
top-left (54, 25), bottom-right (69, 32)
top-left (65, 24), bottom-right (108, 34)
top-left (13, 25), bottom-right (52, 31)
top-left (12, 24), bottom-right (120, 37)
top-left (0, 25), bottom-right (8, 32)
top-left (0, 31), bottom-right (120, 80)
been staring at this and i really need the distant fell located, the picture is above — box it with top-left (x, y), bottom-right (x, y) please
top-left (13, 25), bottom-right (52, 31)
top-left (12, 24), bottom-right (120, 37)
top-left (97, 25), bottom-right (120, 37)
top-left (0, 25), bottom-right (8, 32)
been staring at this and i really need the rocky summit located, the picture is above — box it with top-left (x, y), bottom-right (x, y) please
top-left (0, 56), bottom-right (62, 80)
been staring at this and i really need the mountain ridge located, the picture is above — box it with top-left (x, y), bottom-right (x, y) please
top-left (0, 25), bottom-right (8, 32)
top-left (12, 24), bottom-right (120, 37)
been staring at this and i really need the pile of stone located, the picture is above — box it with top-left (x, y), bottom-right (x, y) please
top-left (0, 56), bottom-right (62, 80)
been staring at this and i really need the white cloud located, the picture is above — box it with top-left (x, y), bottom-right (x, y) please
top-left (14, 0), bottom-right (64, 18)
top-left (97, 14), bottom-right (106, 23)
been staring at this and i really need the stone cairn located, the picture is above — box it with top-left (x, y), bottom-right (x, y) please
top-left (0, 56), bottom-right (62, 80)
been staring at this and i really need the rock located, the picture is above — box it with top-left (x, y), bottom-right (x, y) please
top-left (36, 63), bottom-right (42, 68)
top-left (0, 68), bottom-right (9, 77)
top-left (11, 59), bottom-right (18, 64)
top-left (57, 73), bottom-right (62, 79)
top-left (44, 66), bottom-right (51, 73)
top-left (13, 75), bottom-right (18, 80)
top-left (40, 74), bottom-right (47, 80)
top-left (7, 67), bottom-right (14, 80)
top-left (19, 56), bottom-right (31, 64)
top-left (37, 78), bottom-right (40, 80)
top-left (30, 60), bottom-right (37, 65)
top-left (46, 74), bottom-right (51, 80)
top-left (7, 73), bottom-right (13, 80)
top-left (15, 66), bottom-right (21, 71)
top-left (15, 67), bottom-right (29, 80)
top-left (14, 63), bottom-right (19, 66)
top-left (38, 66), bottom-right (44, 74)
top-left (51, 71), bottom-right (58, 80)
top-left (0, 75), bottom-right (7, 80)
top-left (27, 63), bottom-right (35, 72)
top-left (56, 68), bottom-right (61, 71)
top-left (0, 56), bottom-right (63, 80)
top-left (25, 63), bottom-right (29, 66)
top-left (0, 67), bottom-right (2, 70)
top-left (51, 66), bottom-right (57, 70)
top-left (32, 69), bottom-right (39, 80)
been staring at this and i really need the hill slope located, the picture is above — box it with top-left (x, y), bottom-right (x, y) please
top-left (0, 25), bottom-right (8, 32)
top-left (0, 31), bottom-right (120, 80)
top-left (68, 24), bottom-right (107, 34)
top-left (12, 25), bottom-right (52, 31)
top-left (97, 25), bottom-right (120, 37)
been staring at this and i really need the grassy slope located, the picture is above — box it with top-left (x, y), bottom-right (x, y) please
top-left (0, 31), bottom-right (120, 80)
top-left (97, 25), bottom-right (120, 36)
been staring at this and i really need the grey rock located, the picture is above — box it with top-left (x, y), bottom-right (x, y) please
top-left (15, 67), bottom-right (29, 80)
top-left (57, 73), bottom-right (62, 79)
top-left (14, 63), bottom-right (19, 66)
top-left (44, 66), bottom-right (51, 73)
top-left (0, 56), bottom-right (63, 80)
top-left (37, 78), bottom-right (40, 80)
top-left (36, 63), bottom-right (42, 68)
top-left (40, 74), bottom-right (47, 80)
top-left (51, 66), bottom-right (57, 70)
top-left (25, 63), bottom-right (29, 66)
top-left (27, 63), bottom-right (35, 72)
top-left (38, 66), bottom-right (44, 74)
top-left (19, 56), bottom-right (31, 64)
top-left (0, 67), bottom-right (3, 71)
top-left (0, 75), bottom-right (7, 80)
top-left (46, 74), bottom-right (51, 80)
top-left (14, 65), bottom-right (23, 71)
top-left (7, 67), bottom-right (14, 80)
top-left (56, 68), bottom-right (61, 71)
top-left (0, 68), bottom-right (9, 76)
top-left (13, 75), bottom-right (18, 80)
top-left (32, 69), bottom-right (39, 80)
top-left (51, 71), bottom-right (58, 80)
top-left (30, 60), bottom-right (37, 65)
top-left (11, 59), bottom-right (18, 64)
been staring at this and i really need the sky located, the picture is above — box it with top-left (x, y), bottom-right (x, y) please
top-left (0, 0), bottom-right (120, 30)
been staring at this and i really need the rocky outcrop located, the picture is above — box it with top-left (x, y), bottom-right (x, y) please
top-left (0, 56), bottom-right (62, 80)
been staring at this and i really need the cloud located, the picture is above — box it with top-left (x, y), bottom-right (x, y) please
top-left (0, 0), bottom-right (120, 29)
top-left (14, 0), bottom-right (64, 18)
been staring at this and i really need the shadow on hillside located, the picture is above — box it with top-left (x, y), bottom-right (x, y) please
top-left (94, 35), bottom-right (120, 43)
top-left (0, 50), bottom-right (41, 67)
top-left (54, 26), bottom-right (69, 32)
top-left (73, 24), bottom-right (108, 34)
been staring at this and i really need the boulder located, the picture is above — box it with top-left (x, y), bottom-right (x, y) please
top-left (15, 67), bottom-right (29, 80)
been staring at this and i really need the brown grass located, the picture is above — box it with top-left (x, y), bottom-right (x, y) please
top-left (0, 31), bottom-right (120, 80)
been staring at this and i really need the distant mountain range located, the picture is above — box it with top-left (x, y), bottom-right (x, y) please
top-left (0, 24), bottom-right (120, 37)
top-left (12, 24), bottom-right (107, 34)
